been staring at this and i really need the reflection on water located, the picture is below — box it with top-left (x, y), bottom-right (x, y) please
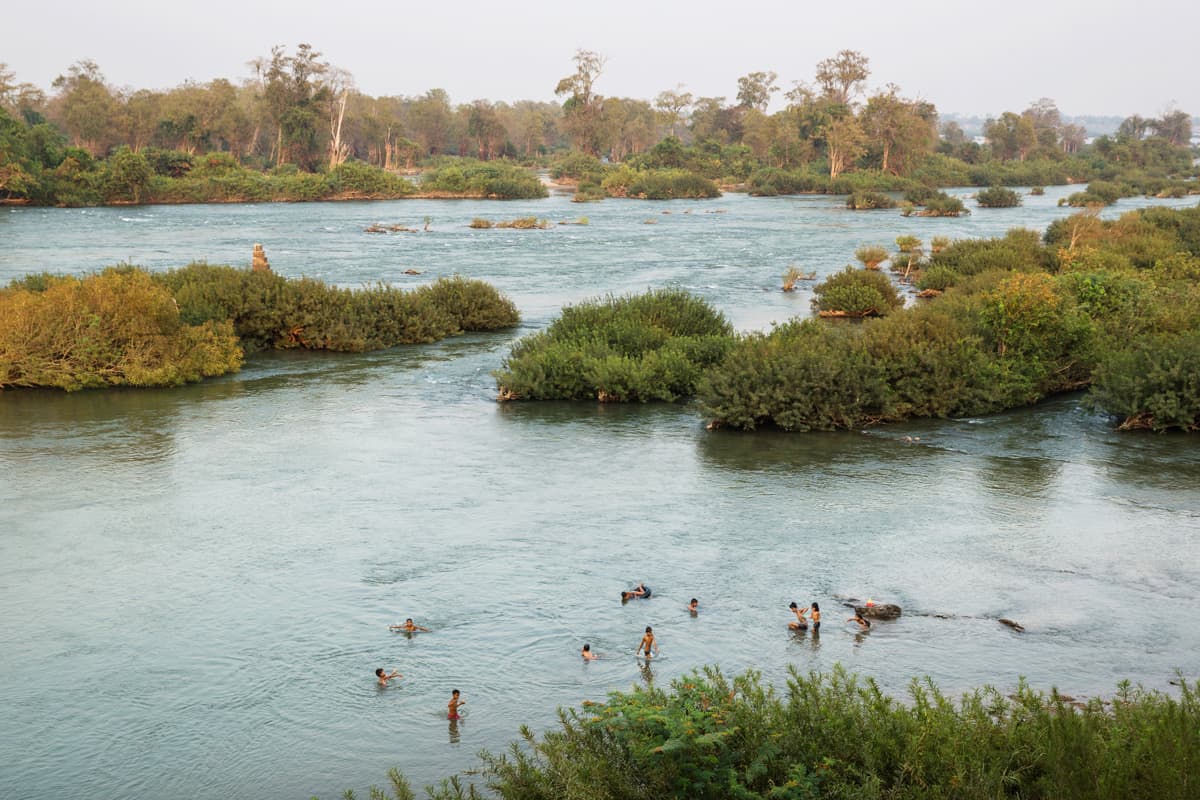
top-left (2, 192), bottom-right (1199, 800)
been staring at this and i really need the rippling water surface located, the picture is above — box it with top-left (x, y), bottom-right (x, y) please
top-left (2, 188), bottom-right (1199, 800)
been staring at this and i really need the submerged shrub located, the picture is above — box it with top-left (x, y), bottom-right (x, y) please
top-left (855, 244), bottom-right (889, 269)
top-left (494, 288), bottom-right (734, 402)
top-left (846, 190), bottom-right (896, 210)
top-left (976, 185), bottom-right (1022, 208)
top-left (1092, 330), bottom-right (1200, 431)
top-left (156, 263), bottom-right (517, 353)
top-left (813, 267), bottom-right (903, 317)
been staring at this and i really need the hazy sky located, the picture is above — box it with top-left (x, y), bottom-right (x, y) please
top-left (3, 0), bottom-right (1197, 117)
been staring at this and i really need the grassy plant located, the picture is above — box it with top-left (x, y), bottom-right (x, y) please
top-left (846, 190), bottom-right (897, 210)
top-left (813, 267), bottom-right (903, 317)
top-left (855, 245), bottom-right (889, 269)
top-left (976, 185), bottom-right (1022, 207)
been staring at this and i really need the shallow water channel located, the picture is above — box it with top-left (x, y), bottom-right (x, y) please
top-left (2, 188), bottom-right (1199, 799)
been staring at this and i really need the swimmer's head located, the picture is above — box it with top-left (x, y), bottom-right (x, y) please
top-left (451, 689), bottom-right (460, 697)
top-left (645, 626), bottom-right (653, 633)
top-left (375, 668), bottom-right (384, 677)
top-left (406, 618), bottom-right (413, 624)
top-left (582, 644), bottom-right (591, 652)
top-left (620, 591), bottom-right (629, 601)
top-left (811, 602), bottom-right (820, 611)
top-left (789, 602), bottom-right (798, 609)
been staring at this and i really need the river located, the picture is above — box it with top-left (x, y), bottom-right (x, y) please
top-left (2, 187), bottom-right (1198, 799)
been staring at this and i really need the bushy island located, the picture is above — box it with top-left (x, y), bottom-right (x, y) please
top-left (495, 205), bottom-right (1200, 432)
top-left (0, 265), bottom-right (518, 391)
top-left (331, 667), bottom-right (1200, 800)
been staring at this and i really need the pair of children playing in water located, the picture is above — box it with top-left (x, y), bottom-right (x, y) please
top-left (375, 669), bottom-right (464, 719)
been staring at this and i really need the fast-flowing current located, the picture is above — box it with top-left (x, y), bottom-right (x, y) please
top-left (2, 187), bottom-right (1198, 800)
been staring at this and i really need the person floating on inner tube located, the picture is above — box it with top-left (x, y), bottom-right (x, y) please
top-left (621, 582), bottom-right (651, 601)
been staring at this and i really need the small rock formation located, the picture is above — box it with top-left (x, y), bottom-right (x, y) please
top-left (252, 243), bottom-right (271, 272)
top-left (856, 603), bottom-right (902, 619)
top-left (402, 269), bottom-right (421, 275)
top-left (999, 618), bottom-right (1025, 633)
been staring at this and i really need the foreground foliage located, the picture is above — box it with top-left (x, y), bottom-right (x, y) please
top-left (0, 267), bottom-right (241, 390)
top-left (2, 265), bottom-right (519, 390)
top-left (494, 289), bottom-right (733, 402)
top-left (342, 666), bottom-right (1200, 800)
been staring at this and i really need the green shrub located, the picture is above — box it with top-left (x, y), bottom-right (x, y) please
top-left (919, 191), bottom-right (968, 216)
top-left (846, 190), bottom-right (896, 210)
top-left (494, 288), bottom-right (734, 402)
top-left (1092, 330), bottom-right (1200, 430)
top-left (0, 267), bottom-right (242, 390)
top-left (813, 267), bottom-right (903, 317)
top-left (603, 167), bottom-right (720, 199)
top-left (422, 159), bottom-right (547, 198)
top-left (916, 264), bottom-right (961, 291)
top-left (155, 263), bottom-right (517, 353)
top-left (976, 185), bottom-right (1022, 208)
top-left (854, 245), bottom-right (889, 269)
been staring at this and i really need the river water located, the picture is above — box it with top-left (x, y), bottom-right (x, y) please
top-left (2, 187), bottom-right (1198, 800)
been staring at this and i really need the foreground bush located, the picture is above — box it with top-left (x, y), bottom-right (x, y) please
top-left (494, 289), bottom-right (733, 401)
top-left (1092, 330), bottom-right (1200, 431)
top-left (342, 666), bottom-right (1200, 800)
top-left (0, 268), bottom-right (242, 390)
top-left (156, 265), bottom-right (518, 353)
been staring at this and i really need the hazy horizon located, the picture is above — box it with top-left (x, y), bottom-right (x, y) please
top-left (3, 0), bottom-right (1198, 119)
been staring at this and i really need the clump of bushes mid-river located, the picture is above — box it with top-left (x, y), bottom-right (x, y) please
top-left (496, 205), bottom-right (1200, 432)
top-left (1, 265), bottom-right (519, 391)
top-left (332, 666), bottom-right (1200, 800)
top-left (493, 288), bottom-right (734, 402)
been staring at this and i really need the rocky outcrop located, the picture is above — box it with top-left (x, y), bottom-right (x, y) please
top-left (856, 603), bottom-right (902, 619)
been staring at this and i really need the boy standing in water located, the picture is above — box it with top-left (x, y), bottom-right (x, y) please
top-left (375, 668), bottom-right (401, 686)
top-left (637, 626), bottom-right (659, 659)
top-left (447, 689), bottom-right (465, 719)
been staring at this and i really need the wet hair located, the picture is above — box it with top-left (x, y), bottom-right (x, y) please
top-left (811, 602), bottom-right (820, 611)
top-left (620, 591), bottom-right (629, 601)
top-left (375, 668), bottom-right (384, 677)
top-left (452, 689), bottom-right (460, 696)
top-left (405, 618), bottom-right (413, 624)
top-left (789, 602), bottom-right (798, 609)
top-left (690, 598), bottom-right (698, 605)
top-left (645, 626), bottom-right (653, 633)
top-left (582, 644), bottom-right (591, 652)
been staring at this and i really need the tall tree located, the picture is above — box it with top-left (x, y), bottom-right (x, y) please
top-left (861, 88), bottom-right (936, 174)
top-left (654, 86), bottom-right (693, 139)
top-left (815, 50), bottom-right (870, 106)
top-left (984, 111), bottom-right (1037, 161)
top-left (1154, 109), bottom-right (1193, 146)
top-left (50, 60), bottom-right (119, 156)
top-left (736, 71), bottom-right (778, 111)
top-left (823, 114), bottom-right (866, 178)
top-left (555, 49), bottom-right (607, 155)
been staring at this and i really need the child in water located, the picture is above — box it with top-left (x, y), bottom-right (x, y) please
top-left (687, 598), bottom-right (699, 614)
top-left (447, 689), bottom-right (465, 719)
top-left (389, 618), bottom-right (430, 632)
top-left (848, 611), bottom-right (871, 631)
top-left (637, 626), bottom-right (659, 659)
top-left (811, 602), bottom-right (821, 631)
top-left (375, 668), bottom-right (401, 686)
top-left (788, 601), bottom-right (809, 630)
top-left (621, 583), bottom-right (651, 601)
top-left (582, 643), bottom-right (599, 660)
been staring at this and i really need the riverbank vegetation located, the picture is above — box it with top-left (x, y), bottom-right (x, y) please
top-left (496, 205), bottom-right (1200, 431)
top-left (1, 265), bottom-right (518, 390)
top-left (2, 50), bottom-right (1194, 207)
top-left (339, 666), bottom-right (1200, 800)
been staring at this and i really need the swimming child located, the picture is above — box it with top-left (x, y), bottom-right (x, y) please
top-left (637, 626), bottom-right (659, 659)
top-left (788, 602), bottom-right (809, 630)
top-left (687, 598), bottom-right (699, 614)
top-left (447, 689), bottom-right (465, 719)
top-left (811, 602), bottom-right (821, 631)
top-left (848, 611), bottom-right (871, 631)
top-left (582, 643), bottom-right (599, 660)
top-left (375, 668), bottom-right (402, 686)
top-left (389, 618), bottom-right (430, 632)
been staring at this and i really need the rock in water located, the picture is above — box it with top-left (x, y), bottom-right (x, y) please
top-left (252, 243), bottom-right (271, 272)
top-left (999, 618), bottom-right (1025, 632)
top-left (856, 603), bottom-right (902, 619)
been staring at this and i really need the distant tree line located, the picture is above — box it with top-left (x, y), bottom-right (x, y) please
top-left (0, 47), bottom-right (1194, 205)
